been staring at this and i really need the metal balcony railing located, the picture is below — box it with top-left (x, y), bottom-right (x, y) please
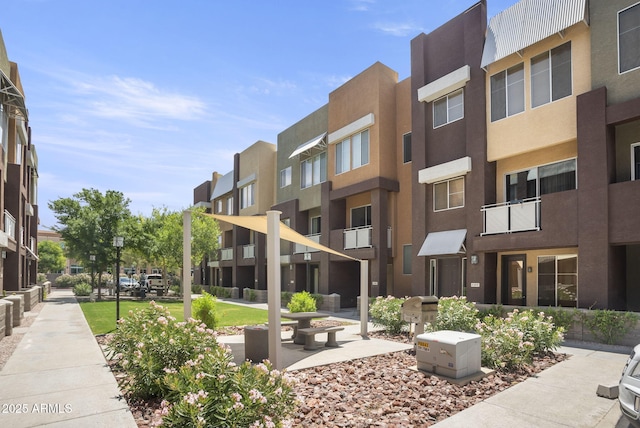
top-left (4, 210), bottom-right (15, 240)
top-left (220, 247), bottom-right (233, 261)
top-left (481, 197), bottom-right (541, 235)
top-left (294, 233), bottom-right (321, 254)
top-left (243, 244), bottom-right (255, 259)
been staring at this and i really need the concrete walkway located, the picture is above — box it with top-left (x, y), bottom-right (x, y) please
top-left (0, 289), bottom-right (136, 428)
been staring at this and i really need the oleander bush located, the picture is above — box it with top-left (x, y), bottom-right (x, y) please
top-left (369, 296), bottom-right (406, 334)
top-left (581, 309), bottom-right (639, 345)
top-left (429, 296), bottom-right (479, 333)
top-left (107, 301), bottom-right (298, 426)
top-left (72, 282), bottom-right (93, 296)
top-left (56, 273), bottom-right (92, 288)
top-left (287, 291), bottom-right (317, 313)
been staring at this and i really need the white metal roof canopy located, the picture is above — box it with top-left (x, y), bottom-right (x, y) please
top-left (418, 229), bottom-right (467, 256)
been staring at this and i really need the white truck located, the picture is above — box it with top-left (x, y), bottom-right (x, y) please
top-left (143, 274), bottom-right (169, 296)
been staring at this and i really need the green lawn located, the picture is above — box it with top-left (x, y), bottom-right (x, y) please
top-left (79, 300), bottom-right (269, 335)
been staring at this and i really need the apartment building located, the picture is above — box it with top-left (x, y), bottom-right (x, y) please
top-left (207, 141), bottom-right (276, 293)
top-left (0, 30), bottom-right (39, 293)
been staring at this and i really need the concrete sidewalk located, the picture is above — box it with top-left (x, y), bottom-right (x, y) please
top-left (0, 289), bottom-right (136, 428)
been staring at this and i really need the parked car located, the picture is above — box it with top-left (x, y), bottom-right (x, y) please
top-left (118, 277), bottom-right (140, 292)
top-left (141, 273), bottom-right (168, 295)
top-left (619, 344), bottom-right (640, 427)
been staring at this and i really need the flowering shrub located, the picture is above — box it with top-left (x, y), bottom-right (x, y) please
top-left (108, 301), bottom-right (299, 426)
top-left (73, 282), bottom-right (93, 296)
top-left (429, 296), bottom-right (479, 332)
top-left (192, 291), bottom-right (220, 329)
top-left (476, 309), bottom-right (564, 369)
top-left (107, 301), bottom-right (222, 398)
top-left (287, 291), bottom-right (317, 313)
top-left (160, 358), bottom-right (298, 427)
top-left (369, 296), bottom-right (406, 334)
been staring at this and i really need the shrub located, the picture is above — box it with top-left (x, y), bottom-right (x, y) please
top-left (160, 359), bottom-right (298, 427)
top-left (55, 274), bottom-right (75, 288)
top-left (430, 296), bottom-right (478, 332)
top-left (369, 296), bottom-right (406, 334)
top-left (478, 304), bottom-right (505, 320)
top-left (107, 301), bottom-right (222, 398)
top-left (37, 273), bottom-right (47, 284)
top-left (475, 315), bottom-right (536, 369)
top-left (538, 307), bottom-right (577, 332)
top-left (192, 292), bottom-right (220, 329)
top-left (287, 291), bottom-right (317, 313)
top-left (581, 309), bottom-right (639, 345)
top-left (211, 286), bottom-right (232, 298)
top-left (73, 282), bottom-right (93, 296)
top-left (281, 291), bottom-right (293, 306)
top-left (505, 309), bottom-right (564, 353)
top-left (191, 284), bottom-right (203, 295)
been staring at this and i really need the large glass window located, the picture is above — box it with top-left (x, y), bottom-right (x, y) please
top-left (226, 196), bottom-right (233, 215)
top-left (491, 63), bottom-right (524, 122)
top-left (619, 3), bottom-right (640, 73)
top-left (351, 205), bottom-right (372, 228)
top-left (301, 152), bottom-right (326, 189)
top-left (506, 159), bottom-right (576, 201)
top-left (433, 89), bottom-right (464, 128)
top-left (632, 143), bottom-right (640, 180)
top-left (310, 216), bottom-right (321, 234)
top-left (538, 255), bottom-right (578, 307)
top-left (434, 177), bottom-right (464, 211)
top-left (240, 183), bottom-right (254, 209)
top-left (403, 132), bottom-right (412, 163)
top-left (216, 200), bottom-right (223, 213)
top-left (531, 42), bottom-right (572, 108)
top-left (335, 129), bottom-right (369, 174)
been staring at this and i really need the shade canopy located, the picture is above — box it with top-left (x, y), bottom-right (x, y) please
top-left (418, 229), bottom-right (467, 257)
top-left (288, 132), bottom-right (327, 159)
top-left (208, 213), bottom-right (357, 261)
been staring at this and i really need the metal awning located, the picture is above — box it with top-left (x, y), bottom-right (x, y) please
top-left (211, 171), bottom-right (234, 200)
top-left (26, 245), bottom-right (39, 261)
top-left (0, 70), bottom-right (28, 121)
top-left (418, 229), bottom-right (467, 257)
top-left (481, 0), bottom-right (588, 68)
top-left (288, 132), bottom-right (327, 159)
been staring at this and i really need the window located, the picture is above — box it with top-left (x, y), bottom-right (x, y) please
top-left (434, 177), bottom-right (464, 211)
top-left (403, 244), bottom-right (412, 275)
top-left (633, 143), bottom-right (640, 180)
top-left (538, 255), bottom-right (577, 307)
top-left (280, 166), bottom-right (291, 188)
top-left (433, 89), bottom-right (464, 128)
top-left (619, 3), bottom-right (640, 73)
top-left (506, 158), bottom-right (577, 201)
top-left (531, 42), bottom-right (572, 108)
top-left (301, 152), bottom-right (326, 189)
top-left (240, 183), bottom-right (254, 209)
top-left (310, 216), bottom-right (321, 234)
top-left (226, 196), bottom-right (233, 214)
top-left (351, 205), bottom-right (372, 227)
top-left (490, 63), bottom-right (524, 121)
top-left (403, 133), bottom-right (412, 163)
top-left (216, 200), bottom-right (222, 213)
top-left (335, 129), bottom-right (369, 174)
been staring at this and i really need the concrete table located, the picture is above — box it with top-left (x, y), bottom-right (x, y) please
top-left (281, 312), bottom-right (330, 345)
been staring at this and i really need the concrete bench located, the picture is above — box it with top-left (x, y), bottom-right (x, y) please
top-left (264, 321), bottom-right (298, 340)
top-left (296, 326), bottom-right (345, 350)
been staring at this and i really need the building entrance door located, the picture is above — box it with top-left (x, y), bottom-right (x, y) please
top-left (502, 254), bottom-right (526, 306)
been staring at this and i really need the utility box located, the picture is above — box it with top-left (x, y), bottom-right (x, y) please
top-left (416, 330), bottom-right (481, 379)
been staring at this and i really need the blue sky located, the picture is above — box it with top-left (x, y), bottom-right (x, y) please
top-left (1, 0), bottom-right (518, 229)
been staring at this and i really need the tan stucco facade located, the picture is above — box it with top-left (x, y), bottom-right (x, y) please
top-left (238, 141), bottom-right (276, 216)
top-left (486, 22), bottom-right (591, 162)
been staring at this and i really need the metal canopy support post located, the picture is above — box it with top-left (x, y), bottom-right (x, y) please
top-left (267, 210), bottom-right (282, 369)
top-left (183, 210), bottom-right (192, 320)
top-left (360, 259), bottom-right (368, 337)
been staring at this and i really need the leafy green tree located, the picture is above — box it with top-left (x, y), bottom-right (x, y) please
top-left (48, 188), bottom-right (134, 298)
top-left (143, 206), bottom-right (220, 291)
top-left (37, 240), bottom-right (66, 274)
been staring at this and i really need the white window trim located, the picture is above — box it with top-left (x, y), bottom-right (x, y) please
top-left (433, 176), bottom-right (465, 212)
top-left (310, 216), bottom-right (321, 235)
top-left (490, 63), bottom-right (525, 122)
top-left (334, 129), bottom-right (369, 175)
top-left (530, 42), bottom-right (573, 110)
top-left (618, 2), bottom-right (640, 75)
top-left (429, 259), bottom-right (438, 296)
top-left (350, 204), bottom-right (372, 227)
top-left (433, 89), bottom-right (464, 129)
top-left (280, 166), bottom-right (291, 188)
top-left (537, 254), bottom-right (578, 307)
top-left (402, 244), bottom-right (412, 275)
top-left (402, 132), bottom-right (412, 164)
top-left (632, 142), bottom-right (640, 180)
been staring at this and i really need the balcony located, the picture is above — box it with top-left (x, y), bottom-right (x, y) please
top-left (220, 247), bottom-right (233, 261)
top-left (481, 198), bottom-right (540, 235)
top-left (293, 233), bottom-right (321, 254)
top-left (4, 210), bottom-right (15, 241)
top-left (344, 226), bottom-right (372, 249)
top-left (243, 244), bottom-right (255, 259)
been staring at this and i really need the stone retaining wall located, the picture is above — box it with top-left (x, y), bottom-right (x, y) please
top-left (15, 286), bottom-right (41, 312)
top-left (4, 295), bottom-right (23, 327)
top-left (0, 300), bottom-right (9, 337)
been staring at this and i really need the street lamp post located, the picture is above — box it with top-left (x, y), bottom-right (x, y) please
top-left (304, 252), bottom-right (311, 293)
top-left (113, 237), bottom-right (124, 322)
top-left (90, 254), bottom-right (96, 299)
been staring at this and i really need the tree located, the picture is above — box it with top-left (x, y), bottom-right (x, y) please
top-left (48, 188), bottom-right (134, 298)
top-left (143, 206), bottom-right (220, 291)
top-left (37, 240), bottom-right (66, 274)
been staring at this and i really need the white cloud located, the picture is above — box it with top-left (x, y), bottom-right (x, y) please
top-left (349, 0), bottom-right (375, 12)
top-left (372, 21), bottom-right (425, 37)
